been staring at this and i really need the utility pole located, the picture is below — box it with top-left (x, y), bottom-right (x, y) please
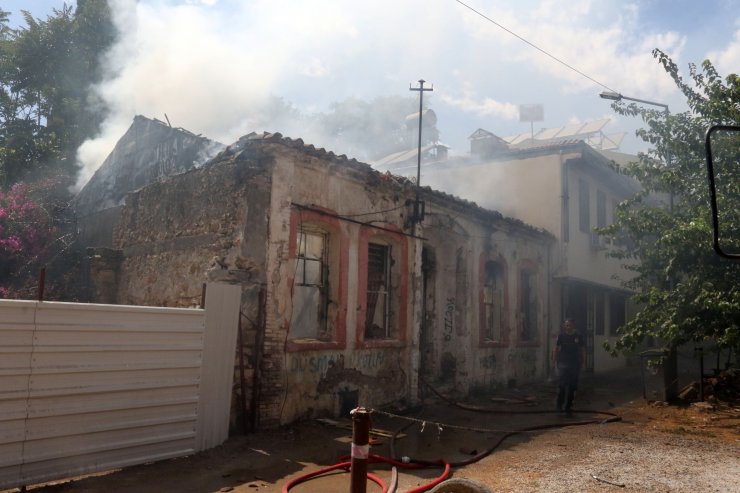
top-left (409, 79), bottom-right (433, 224)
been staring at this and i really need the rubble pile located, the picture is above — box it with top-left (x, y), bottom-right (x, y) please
top-left (678, 368), bottom-right (740, 403)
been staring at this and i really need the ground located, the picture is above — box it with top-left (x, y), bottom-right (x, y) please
top-left (7, 368), bottom-right (739, 493)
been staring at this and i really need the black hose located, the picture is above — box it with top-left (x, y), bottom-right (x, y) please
top-left (391, 377), bottom-right (622, 468)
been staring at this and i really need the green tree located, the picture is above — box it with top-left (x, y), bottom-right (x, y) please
top-left (0, 1), bottom-right (115, 186)
top-left (0, 2), bottom-right (115, 299)
top-left (601, 50), bottom-right (740, 355)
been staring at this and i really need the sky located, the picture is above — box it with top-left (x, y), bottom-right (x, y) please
top-left (4, 0), bottom-right (740, 188)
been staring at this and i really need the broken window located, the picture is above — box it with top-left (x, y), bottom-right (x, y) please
top-left (290, 228), bottom-right (330, 340)
top-left (483, 261), bottom-right (504, 342)
top-left (365, 242), bottom-right (392, 339)
top-left (520, 267), bottom-right (537, 341)
top-left (579, 178), bottom-right (590, 233)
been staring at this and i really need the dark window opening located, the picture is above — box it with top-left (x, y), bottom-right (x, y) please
top-left (579, 178), bottom-right (590, 233)
top-left (597, 190), bottom-right (607, 228)
top-left (365, 242), bottom-right (391, 339)
top-left (609, 294), bottom-right (626, 336)
top-left (520, 269), bottom-right (537, 341)
top-left (483, 261), bottom-right (503, 342)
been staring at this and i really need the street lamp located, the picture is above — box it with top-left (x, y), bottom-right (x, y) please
top-left (599, 91), bottom-right (669, 114)
top-left (600, 91), bottom-right (673, 209)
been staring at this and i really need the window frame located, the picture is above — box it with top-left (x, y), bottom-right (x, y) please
top-left (286, 208), bottom-right (348, 352)
top-left (517, 260), bottom-right (540, 346)
top-left (478, 254), bottom-right (509, 347)
top-left (356, 226), bottom-right (408, 348)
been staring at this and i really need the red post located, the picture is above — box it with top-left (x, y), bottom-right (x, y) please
top-left (350, 407), bottom-right (370, 493)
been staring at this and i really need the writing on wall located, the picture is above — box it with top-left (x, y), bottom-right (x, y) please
top-left (443, 297), bottom-right (455, 342)
top-left (288, 351), bottom-right (387, 374)
top-left (479, 354), bottom-right (497, 370)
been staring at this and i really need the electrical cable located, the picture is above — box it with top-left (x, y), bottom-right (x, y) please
top-left (454, 0), bottom-right (619, 94)
top-left (282, 374), bottom-right (621, 492)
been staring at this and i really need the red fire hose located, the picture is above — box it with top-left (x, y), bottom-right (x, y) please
top-left (282, 454), bottom-right (451, 493)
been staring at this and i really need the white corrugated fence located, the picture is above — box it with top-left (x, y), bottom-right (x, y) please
top-left (0, 283), bottom-right (240, 491)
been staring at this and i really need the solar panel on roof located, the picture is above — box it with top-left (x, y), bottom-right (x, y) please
top-left (579, 119), bottom-right (610, 134)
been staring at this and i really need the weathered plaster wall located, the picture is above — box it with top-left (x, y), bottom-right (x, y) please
top-left (419, 199), bottom-right (553, 394)
top-left (259, 141), bottom-right (419, 425)
top-left (109, 132), bottom-right (555, 429)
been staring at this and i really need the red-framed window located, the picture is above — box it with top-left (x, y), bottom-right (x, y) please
top-left (286, 208), bottom-right (348, 352)
top-left (517, 259), bottom-right (540, 346)
top-left (479, 254), bottom-right (509, 347)
top-left (356, 225), bottom-right (408, 348)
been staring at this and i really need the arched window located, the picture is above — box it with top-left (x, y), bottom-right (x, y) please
top-left (520, 264), bottom-right (538, 342)
top-left (483, 260), bottom-right (504, 342)
top-left (479, 254), bottom-right (508, 347)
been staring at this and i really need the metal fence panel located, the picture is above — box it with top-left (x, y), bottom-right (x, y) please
top-left (0, 284), bottom-right (239, 491)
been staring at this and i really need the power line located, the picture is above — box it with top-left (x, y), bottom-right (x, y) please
top-left (454, 0), bottom-right (619, 93)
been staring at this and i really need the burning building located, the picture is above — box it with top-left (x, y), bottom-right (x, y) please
top-left (78, 116), bottom-right (554, 427)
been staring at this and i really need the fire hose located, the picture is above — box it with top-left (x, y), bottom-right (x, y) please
top-left (281, 454), bottom-right (450, 493)
top-left (283, 377), bottom-right (622, 492)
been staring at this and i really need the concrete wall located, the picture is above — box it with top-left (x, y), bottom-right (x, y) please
top-left (564, 158), bottom-right (635, 290)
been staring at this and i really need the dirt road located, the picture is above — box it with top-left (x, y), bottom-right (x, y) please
top-left (9, 368), bottom-right (740, 493)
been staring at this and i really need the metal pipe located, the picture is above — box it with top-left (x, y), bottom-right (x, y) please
top-left (699, 347), bottom-right (705, 401)
top-left (237, 313), bottom-right (248, 434)
top-left (250, 288), bottom-right (267, 432)
top-left (37, 267), bottom-right (46, 302)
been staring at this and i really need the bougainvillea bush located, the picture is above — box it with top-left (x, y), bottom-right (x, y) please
top-left (0, 180), bottom-right (59, 298)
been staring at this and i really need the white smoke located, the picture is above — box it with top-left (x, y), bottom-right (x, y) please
top-left (74, 0), bottom-right (709, 191)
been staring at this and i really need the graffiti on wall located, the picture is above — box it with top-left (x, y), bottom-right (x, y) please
top-left (507, 350), bottom-right (538, 379)
top-left (479, 354), bottom-right (497, 370)
top-left (288, 351), bottom-right (387, 374)
top-left (443, 297), bottom-right (455, 342)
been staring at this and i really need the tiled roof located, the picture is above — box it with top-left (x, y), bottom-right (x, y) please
top-left (210, 131), bottom-right (553, 238)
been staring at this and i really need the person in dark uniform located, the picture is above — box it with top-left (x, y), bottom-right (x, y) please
top-left (552, 318), bottom-right (585, 416)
